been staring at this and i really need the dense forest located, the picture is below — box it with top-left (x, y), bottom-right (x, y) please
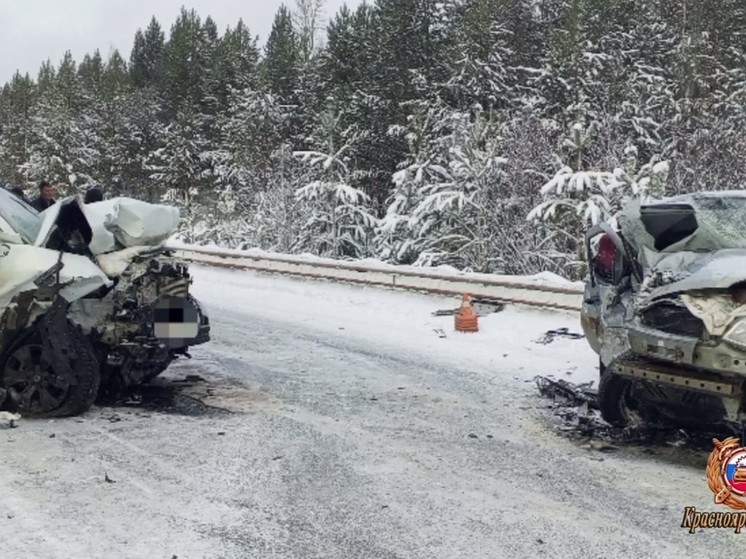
top-left (0, 0), bottom-right (744, 278)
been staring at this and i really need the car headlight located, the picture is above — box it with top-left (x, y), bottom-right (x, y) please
top-left (723, 320), bottom-right (746, 351)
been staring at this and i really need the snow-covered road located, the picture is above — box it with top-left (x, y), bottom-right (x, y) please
top-left (0, 265), bottom-right (740, 558)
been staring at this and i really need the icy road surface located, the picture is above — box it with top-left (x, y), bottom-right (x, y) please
top-left (0, 265), bottom-right (740, 558)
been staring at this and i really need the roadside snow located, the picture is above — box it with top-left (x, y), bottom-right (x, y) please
top-left (188, 264), bottom-right (599, 387)
top-left (167, 237), bottom-right (585, 290)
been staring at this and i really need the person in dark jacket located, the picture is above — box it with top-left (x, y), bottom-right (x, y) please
top-left (84, 186), bottom-right (103, 204)
top-left (30, 181), bottom-right (56, 212)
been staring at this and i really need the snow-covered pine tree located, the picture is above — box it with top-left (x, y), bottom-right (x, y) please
top-left (262, 6), bottom-right (301, 104)
top-left (528, 121), bottom-right (670, 276)
top-left (401, 105), bottom-right (509, 273)
top-left (212, 20), bottom-right (260, 110)
top-left (320, 2), bottom-right (389, 210)
top-left (294, 111), bottom-right (376, 258)
top-left (250, 143), bottom-right (313, 252)
top-left (531, 0), bottom-right (608, 128)
top-left (0, 72), bottom-right (36, 185)
top-left (377, 100), bottom-right (443, 264)
top-left (130, 17), bottom-right (165, 90)
top-left (146, 106), bottom-right (211, 226)
top-left (444, 0), bottom-right (528, 113)
top-left (123, 86), bottom-right (168, 202)
top-left (20, 52), bottom-right (95, 192)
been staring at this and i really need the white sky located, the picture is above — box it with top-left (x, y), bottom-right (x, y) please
top-left (0, 0), bottom-right (362, 84)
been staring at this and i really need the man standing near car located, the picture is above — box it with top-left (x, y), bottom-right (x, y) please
top-left (30, 181), bottom-right (56, 211)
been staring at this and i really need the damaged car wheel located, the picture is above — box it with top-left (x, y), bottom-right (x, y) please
top-left (598, 366), bottom-right (645, 428)
top-left (1, 328), bottom-right (100, 418)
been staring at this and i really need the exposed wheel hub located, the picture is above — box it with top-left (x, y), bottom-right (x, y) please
top-left (3, 344), bottom-right (70, 414)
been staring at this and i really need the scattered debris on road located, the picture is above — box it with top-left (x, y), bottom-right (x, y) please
top-left (535, 376), bottom-right (597, 408)
top-left (432, 309), bottom-right (458, 316)
top-left (534, 375), bottom-right (735, 454)
top-left (432, 297), bottom-right (506, 317)
top-left (534, 328), bottom-right (585, 344)
top-left (100, 381), bottom-right (230, 417)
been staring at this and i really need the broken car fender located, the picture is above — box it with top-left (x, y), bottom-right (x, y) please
top-left (0, 244), bottom-right (112, 308)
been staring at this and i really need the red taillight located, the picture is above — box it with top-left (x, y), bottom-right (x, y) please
top-left (595, 234), bottom-right (616, 276)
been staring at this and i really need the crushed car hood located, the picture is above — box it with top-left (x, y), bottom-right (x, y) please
top-left (35, 196), bottom-right (180, 256)
top-left (644, 249), bottom-right (746, 300)
top-left (96, 246), bottom-right (165, 277)
top-left (0, 244), bottom-right (112, 308)
top-left (84, 198), bottom-right (180, 255)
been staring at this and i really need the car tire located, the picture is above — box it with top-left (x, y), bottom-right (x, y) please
top-left (1, 324), bottom-right (100, 418)
top-left (598, 364), bottom-right (643, 428)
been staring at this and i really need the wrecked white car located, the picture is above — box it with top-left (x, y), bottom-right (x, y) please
top-left (0, 189), bottom-right (209, 417)
top-left (581, 191), bottom-right (746, 433)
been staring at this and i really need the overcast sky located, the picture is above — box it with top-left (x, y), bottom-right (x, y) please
top-left (0, 0), bottom-right (361, 84)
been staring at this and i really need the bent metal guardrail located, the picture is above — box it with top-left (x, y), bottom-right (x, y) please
top-left (171, 247), bottom-right (584, 312)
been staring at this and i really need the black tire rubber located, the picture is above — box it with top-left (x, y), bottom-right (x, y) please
top-left (598, 366), bottom-right (640, 428)
top-left (1, 325), bottom-right (100, 418)
top-left (141, 361), bottom-right (173, 382)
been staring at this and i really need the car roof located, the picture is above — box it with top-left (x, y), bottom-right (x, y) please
top-left (650, 191), bottom-right (746, 205)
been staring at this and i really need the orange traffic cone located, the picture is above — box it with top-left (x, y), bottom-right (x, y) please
top-left (455, 293), bottom-right (479, 333)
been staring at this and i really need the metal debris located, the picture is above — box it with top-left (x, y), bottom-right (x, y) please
top-left (432, 309), bottom-right (458, 317)
top-left (472, 298), bottom-right (506, 316)
top-left (534, 376), bottom-right (597, 408)
top-left (535, 376), bottom-right (736, 452)
top-left (534, 328), bottom-right (585, 344)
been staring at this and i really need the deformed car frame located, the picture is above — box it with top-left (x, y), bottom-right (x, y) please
top-left (0, 188), bottom-right (210, 417)
top-left (581, 191), bottom-right (746, 433)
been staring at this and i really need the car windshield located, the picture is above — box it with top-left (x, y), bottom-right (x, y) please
top-left (677, 194), bottom-right (746, 250)
top-left (627, 193), bottom-right (746, 252)
top-left (0, 188), bottom-right (42, 244)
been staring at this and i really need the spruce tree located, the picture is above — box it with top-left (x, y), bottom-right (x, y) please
top-left (130, 17), bottom-right (165, 89)
top-left (262, 6), bottom-right (300, 102)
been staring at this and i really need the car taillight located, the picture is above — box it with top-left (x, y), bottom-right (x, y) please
top-left (595, 234), bottom-right (616, 278)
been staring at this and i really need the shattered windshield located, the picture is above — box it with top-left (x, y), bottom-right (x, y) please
top-left (626, 193), bottom-right (746, 253)
top-left (689, 195), bottom-right (746, 249)
top-left (0, 188), bottom-right (41, 244)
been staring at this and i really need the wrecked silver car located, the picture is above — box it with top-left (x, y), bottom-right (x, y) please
top-left (0, 189), bottom-right (209, 417)
top-left (581, 191), bottom-right (746, 432)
